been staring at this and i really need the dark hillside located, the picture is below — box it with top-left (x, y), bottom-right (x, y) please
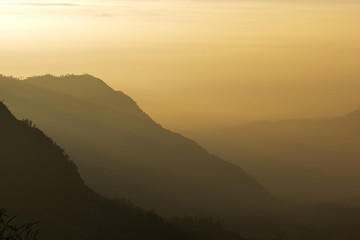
top-left (0, 101), bottom-right (245, 240)
top-left (0, 74), bottom-right (275, 216)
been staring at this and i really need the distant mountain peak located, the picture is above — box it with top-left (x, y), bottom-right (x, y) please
top-left (25, 74), bottom-right (110, 88)
top-left (26, 73), bottom-right (103, 84)
top-left (347, 109), bottom-right (360, 117)
top-left (336, 108), bottom-right (360, 121)
top-left (25, 74), bottom-right (113, 94)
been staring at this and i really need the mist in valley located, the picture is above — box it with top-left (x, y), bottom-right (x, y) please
top-left (1, 1), bottom-right (360, 240)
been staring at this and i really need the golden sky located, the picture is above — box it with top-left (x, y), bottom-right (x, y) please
top-left (1, 0), bottom-right (360, 131)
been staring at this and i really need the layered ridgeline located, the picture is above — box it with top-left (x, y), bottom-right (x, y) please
top-left (0, 75), bottom-right (273, 217)
top-left (0, 101), bottom-right (245, 240)
top-left (196, 110), bottom-right (360, 203)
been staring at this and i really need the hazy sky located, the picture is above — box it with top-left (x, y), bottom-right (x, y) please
top-left (1, 0), bottom-right (360, 131)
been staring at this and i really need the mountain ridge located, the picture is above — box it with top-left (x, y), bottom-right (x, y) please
top-left (196, 108), bottom-right (360, 202)
top-left (0, 74), bottom-right (274, 218)
top-left (0, 101), bottom-right (247, 240)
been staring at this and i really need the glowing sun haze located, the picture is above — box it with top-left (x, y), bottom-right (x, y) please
top-left (1, 0), bottom-right (360, 131)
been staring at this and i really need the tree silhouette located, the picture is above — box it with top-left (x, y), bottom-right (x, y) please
top-left (0, 209), bottom-right (39, 240)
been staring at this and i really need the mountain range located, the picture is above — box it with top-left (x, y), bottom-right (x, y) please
top-left (195, 109), bottom-right (360, 202)
top-left (2, 74), bottom-right (360, 239)
top-left (0, 74), bottom-right (274, 217)
top-left (0, 99), bottom-right (248, 240)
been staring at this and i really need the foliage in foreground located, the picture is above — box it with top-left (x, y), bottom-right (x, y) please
top-left (0, 209), bottom-right (39, 240)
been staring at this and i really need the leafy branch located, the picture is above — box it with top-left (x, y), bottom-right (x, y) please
top-left (0, 209), bottom-right (39, 240)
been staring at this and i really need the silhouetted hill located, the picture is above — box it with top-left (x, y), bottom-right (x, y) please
top-left (335, 109), bottom-right (360, 123)
top-left (2, 76), bottom-right (360, 240)
top-left (195, 110), bottom-right (360, 202)
top-left (0, 74), bottom-right (274, 217)
top-left (0, 101), bottom-right (246, 240)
